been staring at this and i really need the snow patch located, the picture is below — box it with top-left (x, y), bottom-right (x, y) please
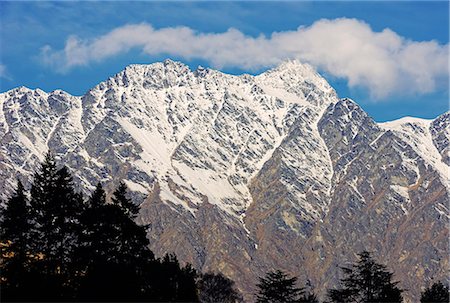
top-left (380, 117), bottom-right (449, 189)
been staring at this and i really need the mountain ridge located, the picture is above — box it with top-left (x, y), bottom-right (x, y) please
top-left (1, 59), bottom-right (448, 302)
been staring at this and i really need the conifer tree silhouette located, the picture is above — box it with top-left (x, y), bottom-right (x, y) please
top-left (420, 281), bottom-right (449, 303)
top-left (110, 182), bottom-right (152, 262)
top-left (146, 253), bottom-right (199, 302)
top-left (327, 251), bottom-right (403, 303)
top-left (77, 182), bottom-right (153, 301)
top-left (77, 182), bottom-right (109, 265)
top-left (29, 153), bottom-right (59, 261)
top-left (0, 156), bottom-right (240, 302)
top-left (28, 152), bottom-right (84, 300)
top-left (112, 181), bottom-right (140, 219)
top-left (256, 270), bottom-right (304, 303)
top-left (0, 180), bottom-right (32, 300)
top-left (178, 262), bottom-right (200, 301)
top-left (198, 272), bottom-right (243, 303)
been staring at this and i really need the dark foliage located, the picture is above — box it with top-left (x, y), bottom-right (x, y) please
top-left (145, 253), bottom-right (199, 302)
top-left (76, 182), bottom-right (154, 301)
top-left (0, 180), bottom-right (32, 301)
top-left (198, 272), bottom-right (243, 303)
top-left (28, 154), bottom-right (84, 299)
top-left (77, 260), bottom-right (144, 301)
top-left (112, 181), bottom-right (140, 219)
top-left (0, 154), bottom-right (437, 303)
top-left (420, 281), bottom-right (449, 303)
top-left (299, 292), bottom-right (320, 303)
top-left (256, 270), bottom-right (305, 303)
top-left (327, 251), bottom-right (403, 303)
top-left (0, 153), bottom-right (199, 302)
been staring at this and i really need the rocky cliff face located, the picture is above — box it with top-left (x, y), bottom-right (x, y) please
top-left (1, 59), bottom-right (448, 302)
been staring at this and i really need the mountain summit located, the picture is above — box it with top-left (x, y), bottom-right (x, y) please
top-left (1, 60), bottom-right (448, 301)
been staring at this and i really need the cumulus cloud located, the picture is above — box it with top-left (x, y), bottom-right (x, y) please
top-left (40, 18), bottom-right (449, 98)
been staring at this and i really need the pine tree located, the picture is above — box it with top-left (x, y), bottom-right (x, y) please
top-left (178, 263), bottom-right (200, 301)
top-left (28, 152), bottom-right (84, 299)
top-left (327, 251), bottom-right (403, 303)
top-left (78, 182), bottom-right (151, 264)
top-left (77, 183), bottom-right (108, 267)
top-left (87, 182), bottom-right (106, 208)
top-left (53, 167), bottom-right (84, 278)
top-left (111, 182), bottom-right (151, 263)
top-left (0, 180), bottom-right (32, 300)
top-left (198, 272), bottom-right (243, 303)
top-left (420, 281), bottom-right (449, 303)
top-left (29, 153), bottom-right (59, 261)
top-left (147, 253), bottom-right (198, 302)
top-left (111, 181), bottom-right (140, 219)
top-left (256, 270), bottom-right (304, 303)
top-left (77, 182), bottom-right (154, 301)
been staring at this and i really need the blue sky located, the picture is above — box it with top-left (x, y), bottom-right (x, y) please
top-left (0, 1), bottom-right (448, 122)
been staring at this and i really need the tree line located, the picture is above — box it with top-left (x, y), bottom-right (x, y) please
top-left (255, 252), bottom-right (448, 303)
top-left (1, 153), bottom-right (448, 302)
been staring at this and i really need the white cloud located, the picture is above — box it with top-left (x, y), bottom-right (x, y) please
top-left (40, 19), bottom-right (449, 99)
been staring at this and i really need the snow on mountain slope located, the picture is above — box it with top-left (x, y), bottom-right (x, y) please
top-left (0, 87), bottom-right (83, 193)
top-left (379, 116), bottom-right (449, 188)
top-left (304, 99), bottom-right (449, 303)
top-left (0, 59), bottom-right (338, 220)
top-left (430, 112), bottom-right (450, 166)
top-left (1, 59), bottom-right (448, 302)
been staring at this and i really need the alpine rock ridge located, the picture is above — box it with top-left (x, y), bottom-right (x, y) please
top-left (1, 59), bottom-right (448, 302)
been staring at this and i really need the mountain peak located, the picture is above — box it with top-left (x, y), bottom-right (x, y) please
top-left (379, 116), bottom-right (433, 129)
top-left (276, 58), bottom-right (311, 69)
top-left (195, 65), bottom-right (209, 77)
top-left (0, 58), bottom-right (448, 303)
top-left (163, 58), bottom-right (183, 67)
top-left (123, 58), bottom-right (189, 73)
top-left (8, 86), bottom-right (37, 95)
top-left (257, 59), bottom-right (336, 97)
top-left (267, 59), bottom-right (320, 75)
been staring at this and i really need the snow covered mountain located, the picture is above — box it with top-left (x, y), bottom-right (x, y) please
top-left (1, 59), bottom-right (448, 301)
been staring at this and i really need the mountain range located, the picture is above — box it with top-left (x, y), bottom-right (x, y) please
top-left (1, 59), bottom-right (448, 302)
